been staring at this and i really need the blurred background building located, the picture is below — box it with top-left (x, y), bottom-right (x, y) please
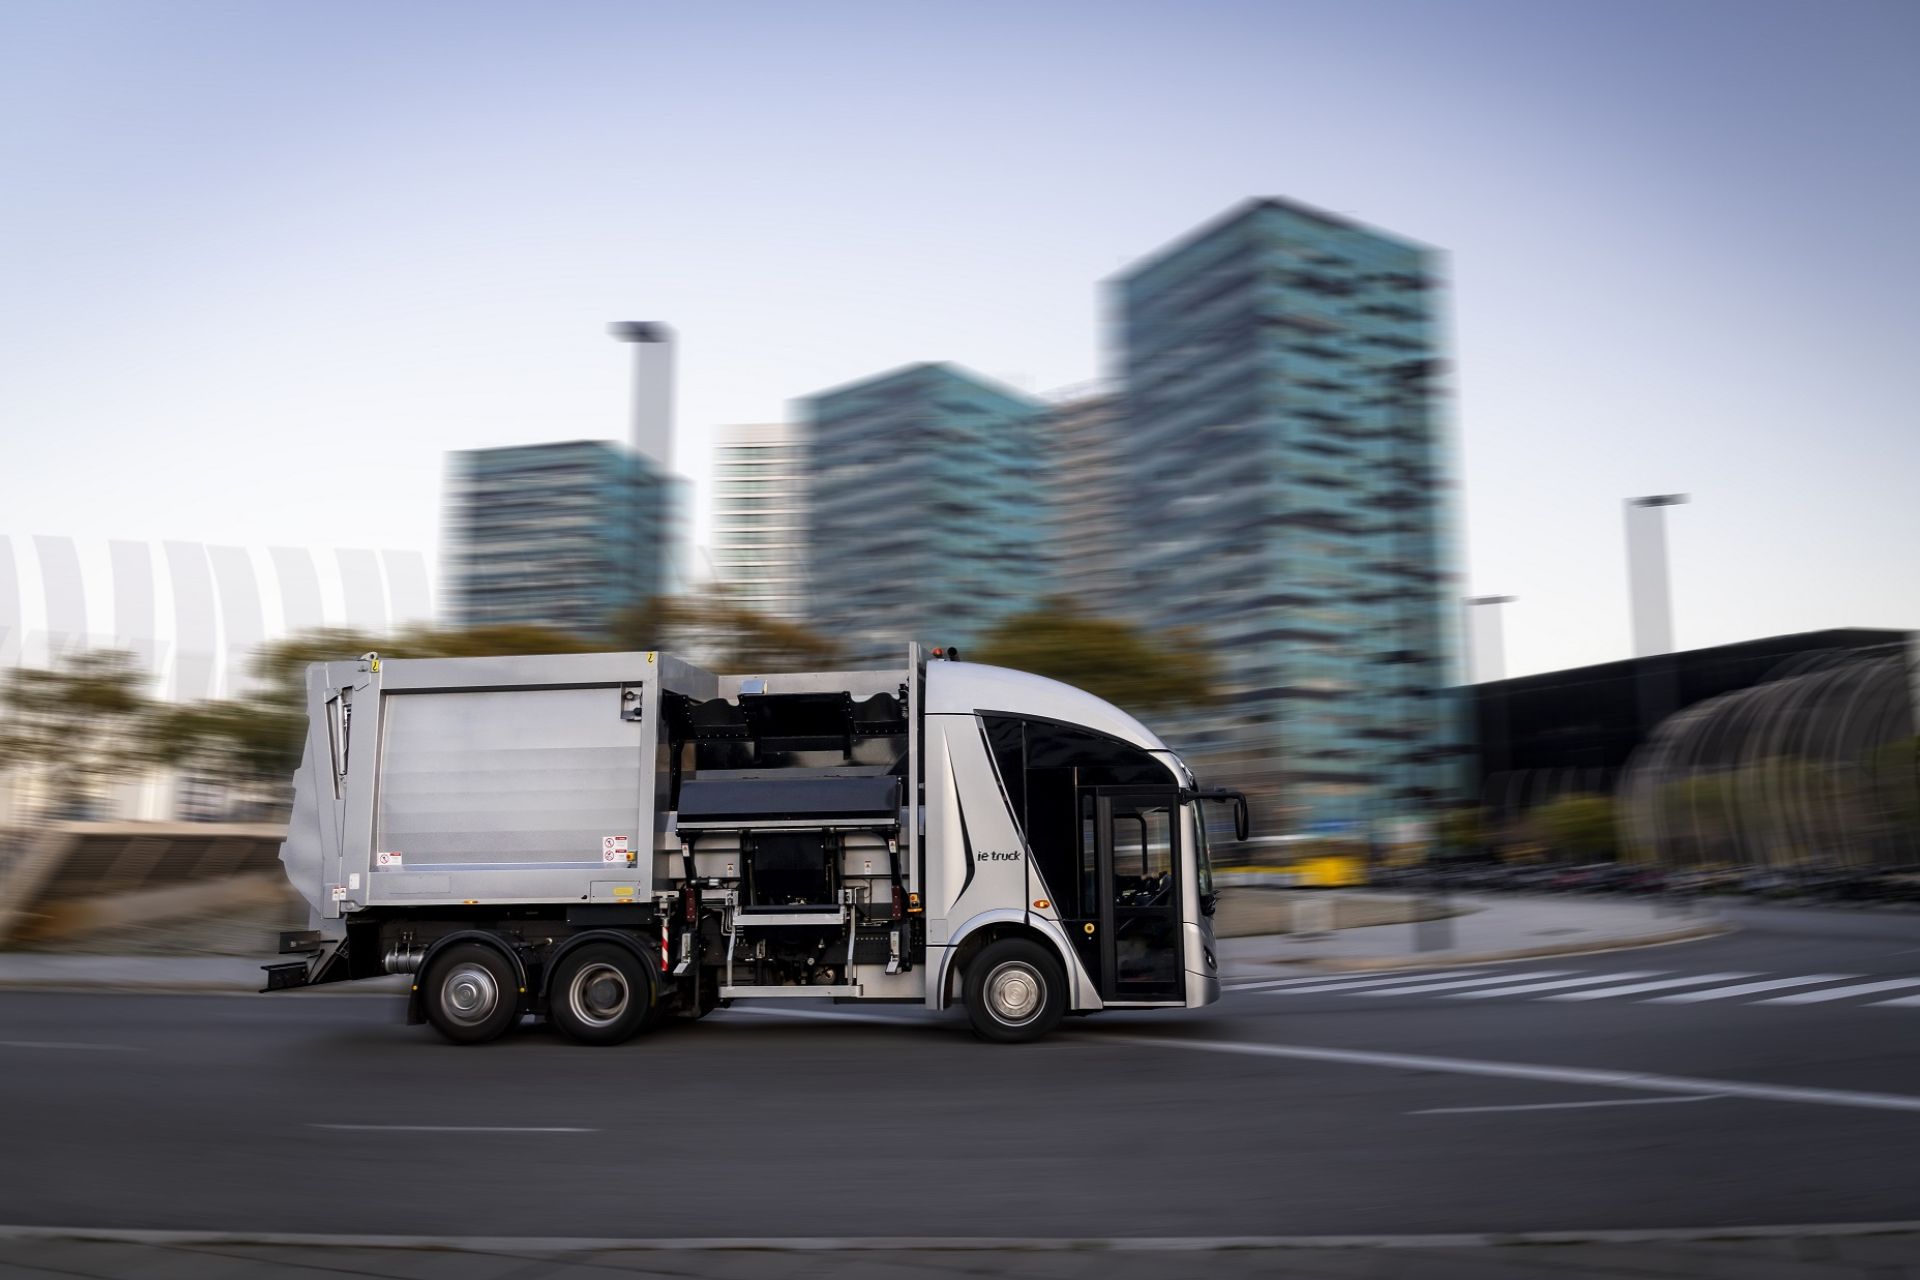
top-left (1471, 627), bottom-right (1919, 869)
top-left (801, 363), bottom-right (1053, 663)
top-left (1113, 198), bottom-right (1470, 832)
top-left (444, 440), bottom-right (678, 633)
top-left (711, 423), bottom-right (809, 622)
top-left (1042, 385), bottom-right (1130, 603)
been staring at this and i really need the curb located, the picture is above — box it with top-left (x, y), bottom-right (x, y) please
top-left (0, 975), bottom-right (407, 997)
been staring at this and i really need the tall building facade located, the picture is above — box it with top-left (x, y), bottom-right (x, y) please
top-left (712, 423), bottom-right (808, 621)
top-left (1042, 386), bottom-right (1130, 601)
top-left (1117, 198), bottom-right (1468, 830)
top-left (445, 440), bottom-right (678, 634)
top-left (803, 363), bottom-right (1051, 661)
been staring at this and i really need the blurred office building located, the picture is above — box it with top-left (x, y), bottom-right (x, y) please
top-left (711, 423), bottom-right (809, 622)
top-left (1043, 386), bottom-right (1131, 602)
top-left (444, 440), bottom-right (681, 634)
top-left (802, 363), bottom-right (1053, 662)
top-left (1115, 198), bottom-right (1471, 829)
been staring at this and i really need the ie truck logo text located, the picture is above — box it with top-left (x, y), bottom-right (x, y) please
top-left (975, 850), bottom-right (1021, 862)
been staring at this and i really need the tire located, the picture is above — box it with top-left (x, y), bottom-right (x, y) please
top-left (421, 942), bottom-right (520, 1045)
top-left (548, 942), bottom-right (655, 1046)
top-left (964, 939), bottom-right (1066, 1043)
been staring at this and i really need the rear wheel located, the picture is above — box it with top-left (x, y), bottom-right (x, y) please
top-left (964, 939), bottom-right (1066, 1043)
top-left (421, 942), bottom-right (519, 1045)
top-left (549, 943), bottom-right (655, 1046)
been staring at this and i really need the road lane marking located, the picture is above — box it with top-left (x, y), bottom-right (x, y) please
top-left (0, 1040), bottom-right (140, 1052)
top-left (1231, 970), bottom-right (1480, 992)
top-left (1648, 974), bottom-right (1859, 1003)
top-left (1760, 977), bottom-right (1920, 1005)
top-left (1081, 1033), bottom-right (1920, 1114)
top-left (1445, 972), bottom-right (1662, 1000)
top-left (1411, 1095), bottom-right (1723, 1115)
top-left (1351, 971), bottom-right (1575, 997)
top-left (1260, 971), bottom-right (1499, 996)
top-left (310, 1125), bottom-right (593, 1133)
top-left (1543, 973), bottom-right (1759, 1002)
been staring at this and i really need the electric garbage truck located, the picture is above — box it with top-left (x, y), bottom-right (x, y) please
top-left (267, 645), bottom-right (1248, 1044)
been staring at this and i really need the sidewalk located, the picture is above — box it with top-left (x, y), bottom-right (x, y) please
top-left (0, 954), bottom-right (405, 994)
top-left (1218, 892), bottom-right (1730, 982)
top-left (0, 894), bottom-right (1729, 993)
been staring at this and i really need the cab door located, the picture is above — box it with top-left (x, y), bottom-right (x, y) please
top-left (1090, 787), bottom-right (1185, 1001)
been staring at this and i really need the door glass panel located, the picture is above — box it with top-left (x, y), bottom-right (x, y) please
top-left (1109, 798), bottom-right (1180, 992)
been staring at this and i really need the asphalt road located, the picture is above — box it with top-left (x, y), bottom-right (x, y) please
top-left (4, 903), bottom-right (1920, 1241)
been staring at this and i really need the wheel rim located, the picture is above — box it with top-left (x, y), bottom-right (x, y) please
top-left (567, 962), bottom-right (631, 1028)
top-left (985, 960), bottom-right (1045, 1027)
top-left (441, 962), bottom-right (500, 1027)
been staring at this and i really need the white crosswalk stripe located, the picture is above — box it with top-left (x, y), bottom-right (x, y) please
top-left (1444, 971), bottom-right (1662, 1000)
top-left (1760, 977), bottom-right (1920, 1005)
top-left (1350, 971), bottom-right (1577, 997)
top-left (1544, 972), bottom-right (1759, 1001)
top-left (1648, 974), bottom-right (1858, 1003)
top-left (1249, 967), bottom-right (1920, 1008)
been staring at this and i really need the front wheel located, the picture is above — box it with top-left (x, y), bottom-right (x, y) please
top-left (549, 943), bottom-right (655, 1046)
top-left (964, 939), bottom-right (1066, 1043)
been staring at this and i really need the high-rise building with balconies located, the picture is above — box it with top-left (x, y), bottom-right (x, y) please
top-left (712, 423), bottom-right (809, 622)
top-left (1116, 198), bottom-right (1469, 829)
top-left (802, 363), bottom-right (1051, 662)
top-left (445, 440), bottom-right (679, 634)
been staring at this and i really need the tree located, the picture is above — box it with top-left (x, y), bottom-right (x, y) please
top-left (1527, 794), bottom-right (1619, 862)
top-left (1437, 805), bottom-right (1489, 858)
top-left (0, 649), bottom-right (154, 818)
top-left (970, 600), bottom-right (1218, 716)
top-left (605, 596), bottom-right (842, 673)
top-left (144, 698), bottom-right (309, 819)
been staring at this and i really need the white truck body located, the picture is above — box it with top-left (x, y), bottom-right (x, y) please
top-left (270, 646), bottom-right (1238, 1042)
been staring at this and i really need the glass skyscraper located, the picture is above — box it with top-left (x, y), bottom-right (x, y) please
top-left (445, 439), bottom-right (679, 635)
top-left (802, 362), bottom-right (1051, 662)
top-left (1116, 198), bottom-right (1469, 831)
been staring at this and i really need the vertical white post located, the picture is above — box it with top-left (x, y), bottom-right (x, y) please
top-left (1626, 495), bottom-right (1688, 658)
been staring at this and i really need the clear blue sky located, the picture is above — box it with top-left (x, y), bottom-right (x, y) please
top-left (2, 0), bottom-right (1914, 677)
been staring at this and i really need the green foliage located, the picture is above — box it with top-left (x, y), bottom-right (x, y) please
top-left (1437, 805), bottom-right (1488, 855)
top-left (970, 600), bottom-right (1218, 716)
top-left (605, 596), bottom-right (843, 673)
top-left (1528, 793), bottom-right (1619, 860)
top-left (0, 649), bottom-right (155, 814)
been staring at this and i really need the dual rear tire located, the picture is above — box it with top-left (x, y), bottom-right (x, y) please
top-left (419, 940), bottom-right (656, 1047)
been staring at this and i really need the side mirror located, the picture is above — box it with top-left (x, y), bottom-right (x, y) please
top-left (1233, 793), bottom-right (1250, 842)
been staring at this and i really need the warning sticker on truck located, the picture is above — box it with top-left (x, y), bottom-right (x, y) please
top-left (376, 851), bottom-right (403, 867)
top-left (602, 835), bottom-right (630, 863)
